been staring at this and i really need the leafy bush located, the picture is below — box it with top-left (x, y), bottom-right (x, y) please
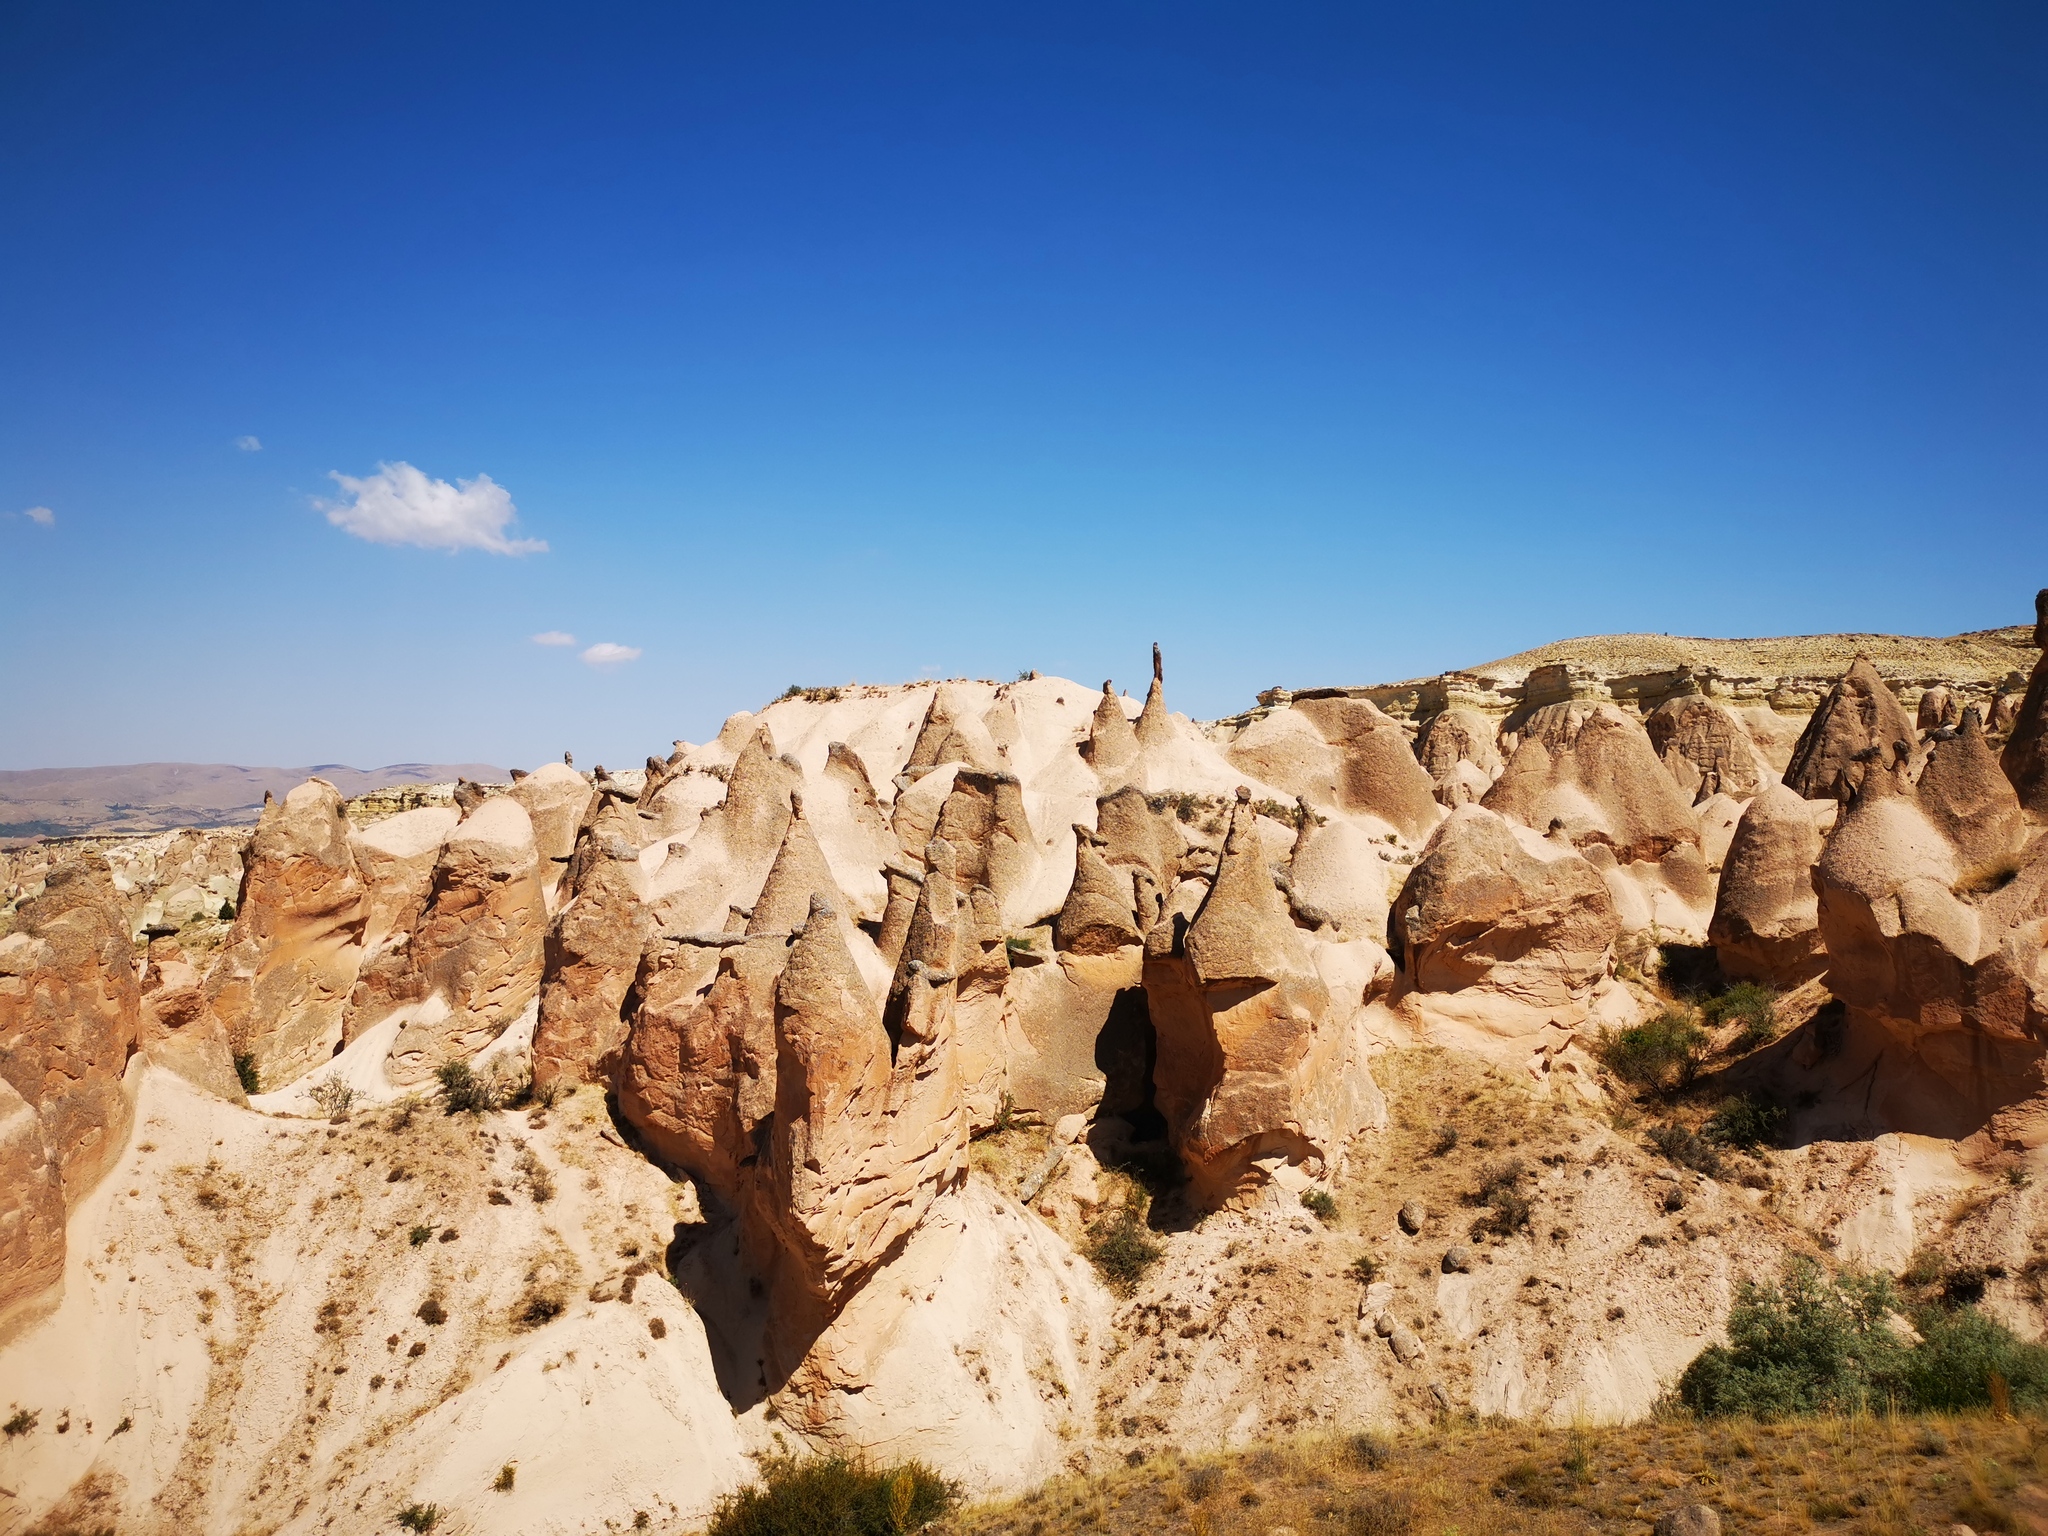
top-left (396, 1505), bottom-right (442, 1532)
top-left (1347, 1253), bottom-right (1380, 1286)
top-left (1084, 1198), bottom-right (1163, 1295)
top-left (1902, 1304), bottom-right (2048, 1411)
top-left (409, 1225), bottom-right (434, 1247)
top-left (1646, 1121), bottom-right (1723, 1177)
top-left (233, 1053), bottom-right (260, 1094)
top-left (1702, 982), bottom-right (1779, 1049)
top-left (1706, 1093), bottom-right (1786, 1151)
top-left (1679, 1258), bottom-right (1906, 1416)
top-left (436, 1060), bottom-right (506, 1113)
top-left (706, 1455), bottom-right (956, 1536)
top-left (1596, 1012), bottom-right (1706, 1092)
top-left (1301, 1189), bottom-right (1339, 1225)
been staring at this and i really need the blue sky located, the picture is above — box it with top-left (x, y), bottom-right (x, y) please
top-left (3, 3), bottom-right (2043, 772)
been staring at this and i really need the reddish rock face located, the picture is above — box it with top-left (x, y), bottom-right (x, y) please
top-left (533, 805), bottom-right (653, 1092)
top-left (385, 795), bottom-right (548, 1084)
top-left (205, 779), bottom-right (367, 1090)
top-left (1784, 657), bottom-right (1921, 803)
top-left (0, 859), bottom-right (141, 1321)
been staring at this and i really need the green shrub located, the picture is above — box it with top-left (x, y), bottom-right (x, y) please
top-left (3, 1408), bottom-right (37, 1437)
top-left (494, 1464), bottom-right (516, 1492)
top-left (436, 1059), bottom-right (524, 1114)
top-left (1706, 1093), bottom-right (1786, 1150)
top-left (706, 1454), bottom-right (956, 1536)
top-left (1702, 982), bottom-right (1779, 1048)
top-left (233, 1053), bottom-right (260, 1095)
top-left (1596, 1012), bottom-right (1706, 1092)
top-left (396, 1504), bottom-right (442, 1532)
top-left (1678, 1258), bottom-right (1906, 1417)
top-left (1301, 1189), bottom-right (1338, 1225)
top-left (1902, 1304), bottom-right (2048, 1411)
top-left (409, 1225), bottom-right (434, 1247)
top-left (1084, 1198), bottom-right (1163, 1295)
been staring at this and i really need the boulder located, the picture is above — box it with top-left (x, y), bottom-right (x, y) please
top-left (1917, 686), bottom-right (1958, 734)
top-left (204, 779), bottom-right (367, 1090)
top-left (1654, 1506), bottom-right (1722, 1536)
top-left (1708, 784), bottom-right (1826, 987)
top-left (1999, 589), bottom-right (2048, 819)
top-left (1393, 805), bottom-right (1620, 1008)
top-left (1784, 658), bottom-right (1921, 803)
top-left (1644, 695), bottom-right (1762, 804)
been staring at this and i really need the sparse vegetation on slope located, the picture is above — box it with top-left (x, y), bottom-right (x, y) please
top-left (706, 1455), bottom-right (956, 1536)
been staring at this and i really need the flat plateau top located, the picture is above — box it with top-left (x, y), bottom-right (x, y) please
top-left (1381, 625), bottom-right (2038, 689)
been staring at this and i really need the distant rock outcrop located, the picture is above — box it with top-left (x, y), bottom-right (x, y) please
top-left (1644, 695), bottom-right (1763, 804)
top-left (1783, 658), bottom-right (1921, 804)
top-left (2000, 589), bottom-right (2048, 819)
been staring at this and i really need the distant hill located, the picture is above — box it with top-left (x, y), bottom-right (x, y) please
top-left (0, 762), bottom-right (509, 842)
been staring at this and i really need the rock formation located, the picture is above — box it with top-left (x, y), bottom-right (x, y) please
top-left (1706, 784), bottom-right (1826, 986)
top-left (1643, 695), bottom-right (1763, 804)
top-left (2000, 588), bottom-right (2048, 819)
top-left (1783, 657), bottom-right (1921, 803)
top-left (1392, 805), bottom-right (1620, 1008)
top-left (1143, 790), bottom-right (1366, 1203)
top-left (1413, 708), bottom-right (1502, 807)
top-left (204, 778), bottom-right (367, 1089)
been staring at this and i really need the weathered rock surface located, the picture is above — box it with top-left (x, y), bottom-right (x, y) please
top-left (205, 779), bottom-right (367, 1090)
top-left (1644, 694), bottom-right (1762, 803)
top-left (2000, 589), bottom-right (2048, 819)
top-left (1413, 708), bottom-right (1503, 807)
top-left (532, 802), bottom-right (654, 1091)
top-left (1707, 784), bottom-right (1827, 986)
top-left (1226, 697), bottom-right (1439, 837)
top-left (1393, 805), bottom-right (1620, 1008)
top-left (1784, 658), bottom-right (1922, 803)
top-left (505, 761), bottom-right (597, 908)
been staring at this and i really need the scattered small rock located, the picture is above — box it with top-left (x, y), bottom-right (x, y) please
top-left (1653, 1505), bottom-right (1721, 1536)
top-left (1398, 1201), bottom-right (1426, 1235)
top-left (1387, 1324), bottom-right (1425, 1365)
top-left (1442, 1244), bottom-right (1472, 1274)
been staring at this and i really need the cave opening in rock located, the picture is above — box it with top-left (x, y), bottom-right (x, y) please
top-left (1094, 986), bottom-right (1166, 1142)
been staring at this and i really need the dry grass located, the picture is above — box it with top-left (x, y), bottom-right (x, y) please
top-left (934, 1412), bottom-right (2048, 1536)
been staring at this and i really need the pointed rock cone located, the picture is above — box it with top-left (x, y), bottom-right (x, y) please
top-left (1086, 680), bottom-right (1141, 777)
top-left (2000, 589), bottom-right (2048, 819)
top-left (1135, 643), bottom-right (1174, 751)
top-left (1708, 783), bottom-right (1826, 987)
top-left (1184, 789), bottom-right (1309, 984)
top-left (874, 861), bottom-right (924, 968)
top-left (749, 794), bottom-right (848, 937)
top-left (1784, 657), bottom-right (1920, 803)
top-left (1056, 832), bottom-right (1141, 955)
top-left (1918, 708), bottom-right (2026, 867)
top-left (1095, 783), bottom-right (1182, 893)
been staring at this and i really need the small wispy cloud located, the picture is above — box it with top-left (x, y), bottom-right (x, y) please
top-left (581, 642), bottom-right (642, 669)
top-left (318, 461), bottom-right (545, 555)
top-left (531, 631), bottom-right (577, 647)
top-left (21, 505), bottom-right (55, 527)
top-left (235, 435), bottom-right (263, 452)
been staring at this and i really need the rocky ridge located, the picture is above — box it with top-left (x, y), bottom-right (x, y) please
top-left (1, 600), bottom-right (2046, 1536)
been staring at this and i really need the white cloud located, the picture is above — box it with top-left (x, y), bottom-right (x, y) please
top-left (235, 435), bottom-right (262, 452)
top-left (531, 630), bottom-right (577, 647)
top-left (22, 505), bottom-right (54, 527)
top-left (581, 642), bottom-right (642, 669)
top-left (319, 461), bottom-right (545, 555)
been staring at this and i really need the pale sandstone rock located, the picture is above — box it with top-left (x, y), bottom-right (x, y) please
top-left (1784, 657), bottom-right (1921, 803)
top-left (1708, 784), bottom-right (1826, 987)
top-left (205, 779), bottom-right (367, 1089)
top-left (1055, 836), bottom-right (1141, 955)
top-left (1393, 805), bottom-right (1620, 1008)
top-left (1813, 748), bottom-right (2047, 1119)
top-left (1414, 708), bottom-right (1503, 807)
top-left (137, 954), bottom-right (244, 1103)
top-left (1145, 792), bottom-right (1369, 1203)
top-left (1286, 812), bottom-right (1393, 940)
top-left (341, 805), bottom-right (460, 1045)
top-left (386, 795), bottom-right (548, 1084)
top-left (1226, 697), bottom-right (1438, 837)
top-left (1084, 680), bottom-right (1141, 780)
top-left (1644, 695), bottom-right (1763, 804)
top-left (505, 761), bottom-right (597, 909)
